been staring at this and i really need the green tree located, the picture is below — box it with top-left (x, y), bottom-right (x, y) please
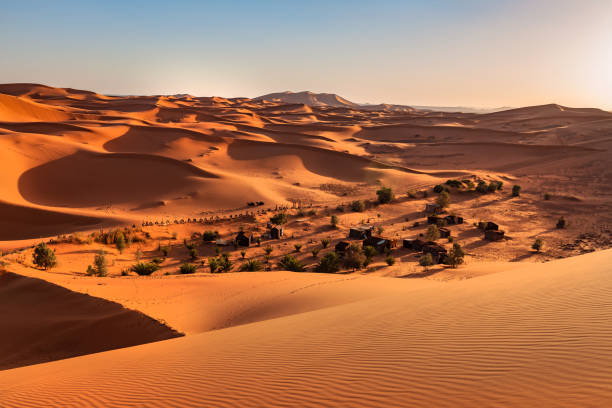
top-left (532, 238), bottom-right (543, 253)
top-left (93, 250), bottom-right (108, 276)
top-left (436, 191), bottom-right (450, 208)
top-left (343, 244), bottom-right (365, 271)
top-left (315, 252), bottom-right (340, 273)
top-left (419, 253), bottom-right (434, 270)
top-left (116, 233), bottom-right (126, 253)
top-left (425, 225), bottom-right (440, 241)
top-left (446, 243), bottom-right (465, 268)
top-left (270, 212), bottom-right (288, 225)
top-left (278, 255), bottom-right (305, 272)
top-left (376, 186), bottom-right (394, 204)
top-left (32, 243), bottom-right (57, 270)
top-left (351, 200), bottom-right (365, 212)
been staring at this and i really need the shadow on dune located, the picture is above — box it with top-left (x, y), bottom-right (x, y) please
top-left (0, 271), bottom-right (182, 370)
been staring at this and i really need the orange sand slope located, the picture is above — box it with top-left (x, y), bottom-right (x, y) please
top-left (2, 249), bottom-right (611, 407)
top-left (0, 271), bottom-right (181, 371)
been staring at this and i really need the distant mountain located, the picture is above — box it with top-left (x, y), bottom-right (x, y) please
top-left (254, 91), bottom-right (359, 108)
top-left (411, 105), bottom-right (511, 114)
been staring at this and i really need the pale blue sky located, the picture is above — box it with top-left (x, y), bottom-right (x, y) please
top-left (1, 0), bottom-right (611, 108)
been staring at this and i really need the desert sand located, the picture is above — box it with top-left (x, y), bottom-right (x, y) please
top-left (1, 83), bottom-right (612, 406)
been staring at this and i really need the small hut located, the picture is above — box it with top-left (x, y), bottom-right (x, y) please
top-left (439, 227), bottom-right (451, 238)
top-left (349, 226), bottom-right (373, 240)
top-left (427, 215), bottom-right (444, 225)
top-left (484, 230), bottom-right (505, 241)
top-left (235, 231), bottom-right (252, 247)
top-left (335, 241), bottom-right (351, 255)
top-left (444, 215), bottom-right (464, 225)
top-left (403, 238), bottom-right (425, 251)
top-left (270, 226), bottom-right (284, 239)
top-left (422, 241), bottom-right (448, 264)
top-left (363, 236), bottom-right (394, 253)
top-left (425, 203), bottom-right (442, 214)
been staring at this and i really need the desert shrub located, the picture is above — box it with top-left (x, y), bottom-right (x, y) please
top-left (321, 238), bottom-right (330, 248)
top-left (532, 238), bottom-right (543, 253)
top-left (363, 245), bottom-right (378, 260)
top-left (189, 248), bottom-right (198, 260)
top-left (336, 205), bottom-right (345, 212)
top-left (151, 257), bottom-right (164, 264)
top-left (131, 262), bottom-right (160, 276)
top-left (436, 191), bottom-right (450, 208)
top-left (556, 216), bottom-right (566, 229)
top-left (264, 245), bottom-right (273, 255)
top-left (462, 179), bottom-right (475, 189)
top-left (93, 250), bottom-right (108, 276)
top-left (544, 192), bottom-right (551, 200)
top-left (240, 250), bottom-right (246, 259)
top-left (311, 247), bottom-right (320, 258)
top-left (87, 265), bottom-right (95, 276)
top-left (512, 185), bottom-right (521, 197)
top-left (161, 246), bottom-right (169, 257)
top-left (343, 244), bottom-right (366, 271)
top-left (476, 180), bottom-right (488, 193)
top-left (179, 263), bottom-right (197, 274)
top-left (270, 212), bottom-right (288, 225)
top-left (330, 215), bottom-right (339, 228)
top-left (202, 230), bottom-right (218, 242)
top-left (445, 179), bottom-right (463, 188)
top-left (407, 191), bottom-right (417, 199)
top-left (419, 253), bottom-right (434, 269)
top-left (208, 257), bottom-right (219, 273)
top-left (448, 236), bottom-right (454, 243)
top-left (315, 252), bottom-right (340, 273)
top-left (377, 226), bottom-right (384, 235)
top-left (376, 186), bottom-right (394, 204)
top-left (425, 225), bottom-right (440, 241)
top-left (278, 255), bottom-right (305, 272)
top-left (433, 184), bottom-right (445, 194)
top-left (487, 182), bottom-right (498, 193)
top-left (446, 243), bottom-right (465, 268)
top-left (385, 255), bottom-right (396, 266)
top-left (351, 200), bottom-right (365, 212)
top-left (32, 243), bottom-right (57, 270)
top-left (294, 244), bottom-right (302, 252)
top-left (217, 253), bottom-right (233, 272)
top-left (239, 259), bottom-right (263, 272)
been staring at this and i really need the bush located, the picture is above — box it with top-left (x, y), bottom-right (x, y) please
top-left (189, 248), bottom-right (198, 260)
top-left (217, 253), bottom-right (233, 272)
top-left (311, 247), bottom-right (320, 258)
top-left (436, 191), bottom-right (450, 208)
top-left (116, 233), bottom-right (126, 253)
top-left (264, 246), bottom-right (273, 255)
top-left (202, 230), bottom-right (218, 242)
top-left (93, 250), bottom-right (108, 276)
top-left (532, 238), bottom-right (543, 253)
top-left (556, 216), bottom-right (566, 229)
top-left (544, 192), bottom-right (551, 200)
top-left (278, 255), bottom-right (305, 272)
top-left (161, 246), bottom-right (169, 257)
top-left (462, 179), bottom-right (475, 189)
top-left (321, 239), bottom-right (330, 248)
top-left (407, 191), bottom-right (416, 199)
top-left (446, 243), bottom-right (465, 268)
top-left (343, 244), bottom-right (366, 271)
top-left (385, 255), bottom-right (396, 266)
top-left (131, 262), bottom-right (160, 276)
top-left (208, 257), bottom-right (219, 273)
top-left (363, 245), bottom-right (377, 260)
top-left (294, 244), bottom-right (302, 252)
top-left (270, 212), bottom-right (288, 225)
top-left (151, 257), bottom-right (164, 264)
top-left (351, 200), bottom-right (365, 212)
top-left (512, 185), bottom-right (521, 197)
top-left (315, 252), bottom-right (340, 273)
top-left (445, 179), bottom-right (463, 188)
top-left (419, 253), bottom-right (433, 269)
top-left (376, 186), bottom-right (394, 204)
top-left (180, 263), bottom-right (197, 274)
top-left (487, 182), bottom-right (498, 193)
top-left (239, 259), bottom-right (263, 272)
top-left (240, 250), bottom-right (246, 259)
top-left (433, 184), bottom-right (445, 194)
top-left (476, 180), bottom-right (488, 193)
top-left (425, 225), bottom-right (440, 241)
top-left (33, 243), bottom-right (57, 270)
top-left (330, 215), bottom-right (339, 228)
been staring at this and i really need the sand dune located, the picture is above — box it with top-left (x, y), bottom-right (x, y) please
top-left (2, 250), bottom-right (611, 407)
top-left (0, 93), bottom-right (72, 122)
